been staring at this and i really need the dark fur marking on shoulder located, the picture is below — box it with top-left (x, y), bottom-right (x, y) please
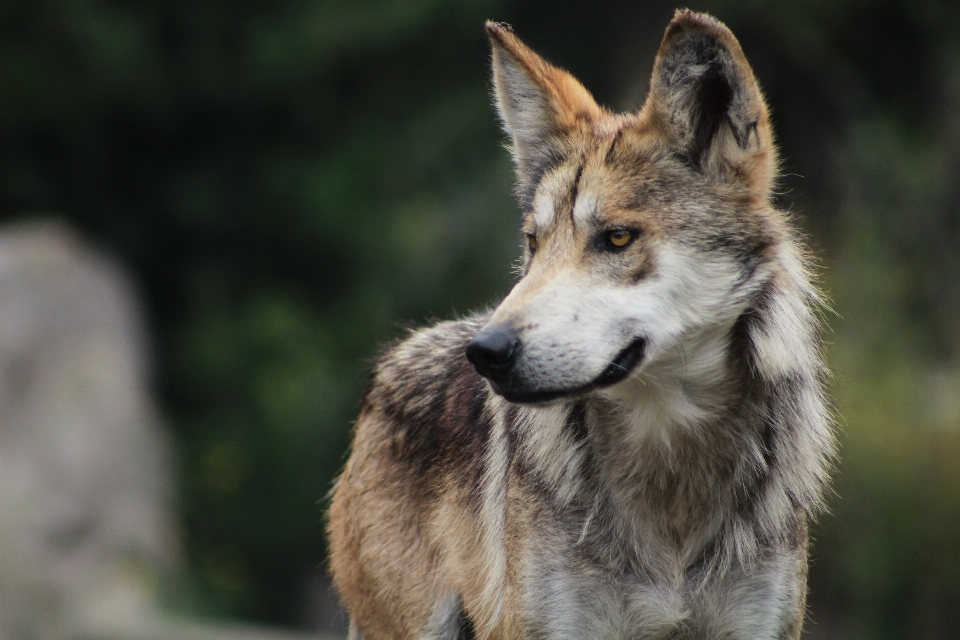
top-left (380, 373), bottom-right (450, 471)
top-left (373, 326), bottom-right (493, 487)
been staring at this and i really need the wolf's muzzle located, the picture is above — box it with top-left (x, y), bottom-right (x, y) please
top-left (467, 325), bottom-right (647, 404)
top-left (466, 326), bottom-right (521, 384)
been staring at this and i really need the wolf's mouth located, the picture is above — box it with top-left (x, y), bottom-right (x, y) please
top-left (492, 337), bottom-right (646, 404)
top-left (594, 337), bottom-right (646, 387)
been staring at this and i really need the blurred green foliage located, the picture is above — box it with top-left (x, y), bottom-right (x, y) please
top-left (2, 0), bottom-right (959, 637)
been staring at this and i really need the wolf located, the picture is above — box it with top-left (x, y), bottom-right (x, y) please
top-left (328, 10), bottom-right (834, 640)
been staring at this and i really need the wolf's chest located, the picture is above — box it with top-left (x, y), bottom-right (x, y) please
top-left (513, 545), bottom-right (800, 639)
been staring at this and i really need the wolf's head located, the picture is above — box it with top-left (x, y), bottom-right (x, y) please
top-left (468, 11), bottom-right (790, 405)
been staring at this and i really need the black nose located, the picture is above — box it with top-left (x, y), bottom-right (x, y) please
top-left (466, 327), bottom-right (520, 382)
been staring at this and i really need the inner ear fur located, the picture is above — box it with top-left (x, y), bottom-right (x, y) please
top-left (486, 22), bottom-right (604, 205)
top-left (642, 10), bottom-right (776, 197)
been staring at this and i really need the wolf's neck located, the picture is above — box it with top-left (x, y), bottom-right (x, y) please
top-left (599, 320), bottom-right (740, 443)
top-left (580, 320), bottom-right (758, 561)
top-left (509, 322), bottom-right (747, 550)
top-left (511, 275), bottom-right (830, 566)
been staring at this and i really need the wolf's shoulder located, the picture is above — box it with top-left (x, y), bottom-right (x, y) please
top-left (373, 312), bottom-right (488, 385)
top-left (361, 312), bottom-right (495, 475)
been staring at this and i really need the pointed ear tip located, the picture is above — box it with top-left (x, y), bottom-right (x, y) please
top-left (485, 21), bottom-right (514, 43)
top-left (666, 9), bottom-right (734, 41)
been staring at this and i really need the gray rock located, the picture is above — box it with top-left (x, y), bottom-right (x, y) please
top-left (0, 220), bottom-right (176, 640)
top-left (0, 220), bottom-right (340, 640)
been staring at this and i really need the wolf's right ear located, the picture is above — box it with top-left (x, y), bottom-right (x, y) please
top-left (487, 22), bottom-right (603, 203)
top-left (642, 11), bottom-right (776, 197)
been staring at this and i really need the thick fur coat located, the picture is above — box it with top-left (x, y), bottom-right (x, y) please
top-left (328, 10), bottom-right (835, 640)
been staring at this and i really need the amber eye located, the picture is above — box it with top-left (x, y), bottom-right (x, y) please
top-left (606, 228), bottom-right (633, 248)
top-left (526, 234), bottom-right (539, 253)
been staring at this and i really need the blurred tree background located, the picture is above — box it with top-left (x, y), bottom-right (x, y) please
top-left (1, 0), bottom-right (959, 638)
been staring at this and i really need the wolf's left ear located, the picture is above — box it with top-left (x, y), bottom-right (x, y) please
top-left (643, 11), bottom-right (776, 197)
top-left (487, 22), bottom-right (603, 203)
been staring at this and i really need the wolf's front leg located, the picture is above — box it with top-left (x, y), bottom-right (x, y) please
top-left (346, 619), bottom-right (363, 640)
top-left (415, 594), bottom-right (476, 640)
top-left (346, 595), bottom-right (475, 640)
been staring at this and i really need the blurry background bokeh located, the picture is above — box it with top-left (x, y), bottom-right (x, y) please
top-left (1, 1), bottom-right (959, 639)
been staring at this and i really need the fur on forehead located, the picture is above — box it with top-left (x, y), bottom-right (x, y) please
top-left (487, 10), bottom-right (777, 211)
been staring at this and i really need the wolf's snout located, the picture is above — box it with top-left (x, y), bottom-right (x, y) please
top-left (466, 327), bottom-right (520, 382)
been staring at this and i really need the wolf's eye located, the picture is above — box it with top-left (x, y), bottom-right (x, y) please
top-left (605, 228), bottom-right (634, 249)
top-left (526, 234), bottom-right (539, 253)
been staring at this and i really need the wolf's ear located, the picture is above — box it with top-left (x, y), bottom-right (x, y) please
top-left (643, 11), bottom-right (776, 196)
top-left (487, 22), bottom-right (603, 201)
